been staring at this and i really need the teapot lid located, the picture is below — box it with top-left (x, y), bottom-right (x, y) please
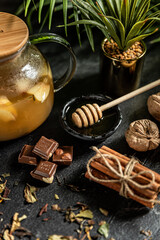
top-left (0, 12), bottom-right (29, 59)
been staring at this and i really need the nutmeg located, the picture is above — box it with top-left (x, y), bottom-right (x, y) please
top-left (147, 92), bottom-right (160, 121)
top-left (125, 119), bottom-right (160, 152)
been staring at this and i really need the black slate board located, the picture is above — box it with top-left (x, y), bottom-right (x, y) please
top-left (1, 1), bottom-right (160, 239)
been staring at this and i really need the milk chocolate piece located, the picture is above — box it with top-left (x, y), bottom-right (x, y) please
top-left (33, 136), bottom-right (59, 160)
top-left (18, 145), bottom-right (38, 166)
top-left (52, 146), bottom-right (73, 166)
top-left (30, 160), bottom-right (57, 184)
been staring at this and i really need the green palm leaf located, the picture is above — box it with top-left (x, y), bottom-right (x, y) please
top-left (49, 0), bottom-right (56, 29)
top-left (38, 0), bottom-right (45, 23)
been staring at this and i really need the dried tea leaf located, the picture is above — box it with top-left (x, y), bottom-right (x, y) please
top-left (42, 217), bottom-right (51, 222)
top-left (76, 202), bottom-right (88, 211)
top-left (3, 229), bottom-right (14, 240)
top-left (51, 204), bottom-right (61, 211)
top-left (39, 203), bottom-right (48, 216)
top-left (18, 215), bottom-right (27, 222)
top-left (99, 208), bottom-right (109, 217)
top-left (65, 184), bottom-right (86, 192)
top-left (14, 226), bottom-right (33, 238)
top-left (98, 221), bottom-right (109, 239)
top-left (10, 213), bottom-right (21, 234)
top-left (48, 235), bottom-right (76, 240)
top-left (54, 194), bottom-right (59, 200)
top-left (140, 229), bottom-right (152, 237)
top-left (76, 210), bottom-right (93, 219)
top-left (85, 226), bottom-right (93, 240)
top-left (0, 180), bottom-right (6, 194)
top-left (24, 184), bottom-right (38, 203)
top-left (1, 173), bottom-right (10, 178)
top-left (3, 187), bottom-right (10, 199)
top-left (87, 220), bottom-right (95, 225)
top-left (66, 211), bottom-right (76, 222)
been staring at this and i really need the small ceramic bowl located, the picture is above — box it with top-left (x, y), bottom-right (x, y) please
top-left (61, 94), bottom-right (122, 141)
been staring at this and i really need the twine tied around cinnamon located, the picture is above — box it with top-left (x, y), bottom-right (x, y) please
top-left (87, 146), bottom-right (160, 204)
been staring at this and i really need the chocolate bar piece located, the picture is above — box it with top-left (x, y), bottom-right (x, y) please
top-left (18, 145), bottom-right (38, 166)
top-left (52, 146), bottom-right (73, 166)
top-left (30, 160), bottom-right (57, 184)
top-left (33, 136), bottom-right (59, 160)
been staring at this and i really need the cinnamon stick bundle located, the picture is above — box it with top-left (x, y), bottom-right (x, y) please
top-left (85, 146), bottom-right (160, 208)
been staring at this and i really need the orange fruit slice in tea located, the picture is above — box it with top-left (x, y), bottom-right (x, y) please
top-left (27, 82), bottom-right (50, 103)
top-left (0, 96), bottom-right (17, 122)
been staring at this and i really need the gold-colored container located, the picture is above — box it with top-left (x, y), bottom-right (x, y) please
top-left (100, 38), bottom-right (146, 97)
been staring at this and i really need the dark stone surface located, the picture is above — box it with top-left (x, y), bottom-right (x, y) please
top-left (1, 1), bottom-right (160, 240)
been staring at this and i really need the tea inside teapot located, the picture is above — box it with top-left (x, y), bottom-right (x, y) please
top-left (0, 12), bottom-right (76, 141)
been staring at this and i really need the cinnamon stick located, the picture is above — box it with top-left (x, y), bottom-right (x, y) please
top-left (101, 146), bottom-right (160, 184)
top-left (85, 168), bottom-right (155, 208)
top-left (94, 154), bottom-right (159, 192)
top-left (91, 160), bottom-right (157, 199)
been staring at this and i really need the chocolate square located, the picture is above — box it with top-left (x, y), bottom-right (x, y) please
top-left (30, 160), bottom-right (57, 184)
top-left (18, 145), bottom-right (38, 166)
top-left (32, 136), bottom-right (59, 160)
top-left (52, 146), bottom-right (73, 166)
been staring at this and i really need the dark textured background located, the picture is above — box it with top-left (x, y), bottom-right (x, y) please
top-left (1, 1), bottom-right (160, 239)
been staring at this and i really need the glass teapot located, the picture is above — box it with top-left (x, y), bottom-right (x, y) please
top-left (0, 12), bottom-right (76, 141)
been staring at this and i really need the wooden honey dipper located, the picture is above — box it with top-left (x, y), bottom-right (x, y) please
top-left (72, 79), bottom-right (160, 128)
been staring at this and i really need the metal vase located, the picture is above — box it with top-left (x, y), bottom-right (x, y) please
top-left (100, 39), bottom-right (146, 97)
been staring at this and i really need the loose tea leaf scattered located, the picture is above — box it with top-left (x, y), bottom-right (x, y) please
top-left (3, 229), bottom-right (14, 240)
top-left (0, 180), bottom-right (6, 194)
top-left (18, 215), bottom-right (27, 222)
top-left (39, 203), bottom-right (48, 216)
top-left (76, 202), bottom-right (88, 211)
top-left (48, 235), bottom-right (77, 240)
top-left (140, 229), bottom-right (152, 237)
top-left (54, 194), bottom-right (59, 200)
top-left (10, 213), bottom-right (21, 234)
top-left (24, 184), bottom-right (38, 203)
top-left (51, 204), bottom-right (61, 211)
top-left (99, 208), bottom-right (108, 217)
top-left (1, 173), bottom-right (10, 178)
top-left (98, 221), bottom-right (109, 239)
top-left (76, 210), bottom-right (93, 219)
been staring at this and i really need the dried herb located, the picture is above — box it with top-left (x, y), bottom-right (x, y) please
top-left (10, 213), bottom-right (21, 234)
top-left (48, 235), bottom-right (77, 240)
top-left (65, 210), bottom-right (76, 222)
top-left (54, 194), bottom-right (59, 200)
top-left (0, 180), bottom-right (6, 194)
top-left (75, 210), bottom-right (93, 219)
top-left (3, 187), bottom-right (10, 199)
top-left (85, 226), bottom-right (93, 240)
top-left (65, 184), bottom-right (86, 192)
top-left (99, 208), bottom-right (108, 217)
top-left (51, 204), bottom-right (61, 211)
top-left (98, 221), bottom-right (109, 239)
top-left (18, 215), bottom-right (27, 222)
top-left (42, 217), bottom-right (51, 222)
top-left (39, 203), bottom-right (48, 216)
top-left (55, 175), bottom-right (63, 186)
top-left (3, 229), bottom-right (14, 240)
top-left (140, 229), bottom-right (152, 237)
top-left (14, 226), bottom-right (34, 238)
top-left (24, 184), bottom-right (38, 203)
top-left (2, 173), bottom-right (10, 178)
top-left (76, 202), bottom-right (88, 211)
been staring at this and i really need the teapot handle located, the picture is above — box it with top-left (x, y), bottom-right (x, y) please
top-left (29, 33), bottom-right (76, 92)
